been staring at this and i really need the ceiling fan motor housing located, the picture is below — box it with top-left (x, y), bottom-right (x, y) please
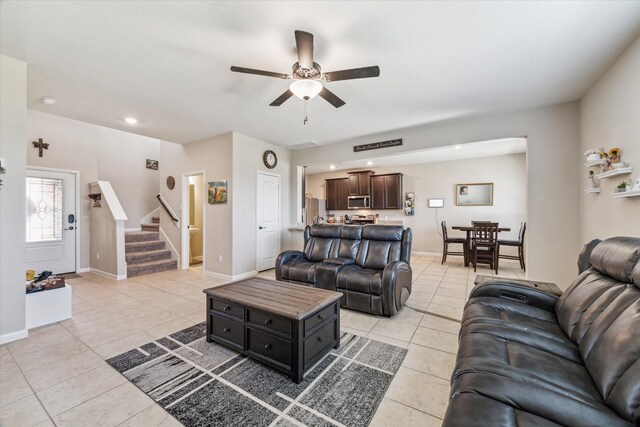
top-left (292, 62), bottom-right (322, 80)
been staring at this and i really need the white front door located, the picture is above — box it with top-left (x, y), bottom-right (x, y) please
top-left (256, 172), bottom-right (280, 272)
top-left (25, 169), bottom-right (77, 274)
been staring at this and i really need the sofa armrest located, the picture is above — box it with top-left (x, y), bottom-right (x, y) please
top-left (382, 261), bottom-right (412, 316)
top-left (323, 257), bottom-right (355, 266)
top-left (275, 250), bottom-right (305, 280)
top-left (470, 280), bottom-right (559, 312)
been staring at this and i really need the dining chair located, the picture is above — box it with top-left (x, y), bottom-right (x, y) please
top-left (441, 221), bottom-right (466, 265)
top-left (498, 222), bottom-right (526, 271)
top-left (472, 222), bottom-right (499, 273)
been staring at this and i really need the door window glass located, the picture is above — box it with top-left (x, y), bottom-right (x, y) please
top-left (26, 177), bottom-right (63, 242)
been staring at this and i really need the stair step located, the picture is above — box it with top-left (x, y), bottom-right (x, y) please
top-left (125, 231), bottom-right (159, 243)
top-left (127, 259), bottom-right (177, 277)
top-left (125, 240), bottom-right (165, 253)
top-left (126, 249), bottom-right (171, 264)
top-left (141, 223), bottom-right (160, 232)
top-left (152, 216), bottom-right (160, 224)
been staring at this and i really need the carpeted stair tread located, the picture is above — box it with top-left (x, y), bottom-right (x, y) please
top-left (141, 223), bottom-right (160, 232)
top-left (125, 240), bottom-right (165, 253)
top-left (126, 249), bottom-right (171, 264)
top-left (152, 216), bottom-right (160, 224)
top-left (127, 258), bottom-right (177, 277)
top-left (125, 231), bottom-right (159, 243)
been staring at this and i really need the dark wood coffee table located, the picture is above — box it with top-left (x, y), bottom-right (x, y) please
top-left (203, 277), bottom-right (342, 383)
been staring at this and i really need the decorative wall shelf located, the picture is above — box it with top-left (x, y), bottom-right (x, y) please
top-left (585, 159), bottom-right (606, 167)
top-left (584, 188), bottom-right (601, 193)
top-left (595, 168), bottom-right (632, 179)
top-left (612, 189), bottom-right (640, 198)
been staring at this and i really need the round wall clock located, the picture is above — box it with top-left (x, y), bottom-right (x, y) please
top-left (166, 176), bottom-right (175, 190)
top-left (263, 150), bottom-right (278, 169)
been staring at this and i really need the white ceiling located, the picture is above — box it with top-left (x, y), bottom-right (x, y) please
top-left (1, 2), bottom-right (639, 147)
top-left (305, 137), bottom-right (527, 174)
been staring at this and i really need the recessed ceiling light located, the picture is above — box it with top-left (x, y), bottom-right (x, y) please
top-left (454, 145), bottom-right (462, 149)
top-left (329, 164), bottom-right (336, 170)
top-left (124, 117), bottom-right (138, 125)
top-left (40, 96), bottom-right (56, 105)
top-left (367, 161), bottom-right (374, 166)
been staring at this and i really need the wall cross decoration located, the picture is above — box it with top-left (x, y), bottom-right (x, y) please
top-left (32, 138), bottom-right (49, 157)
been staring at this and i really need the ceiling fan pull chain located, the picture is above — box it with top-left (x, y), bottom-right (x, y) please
top-left (303, 101), bottom-right (309, 125)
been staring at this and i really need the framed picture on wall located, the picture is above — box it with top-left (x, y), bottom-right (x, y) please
top-left (208, 180), bottom-right (228, 204)
top-left (456, 183), bottom-right (494, 206)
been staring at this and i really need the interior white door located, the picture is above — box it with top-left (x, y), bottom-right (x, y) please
top-left (25, 169), bottom-right (77, 274)
top-left (256, 172), bottom-right (280, 272)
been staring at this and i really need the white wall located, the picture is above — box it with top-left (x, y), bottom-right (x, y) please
top-left (580, 36), bottom-right (640, 242)
top-left (293, 103), bottom-right (580, 288)
top-left (232, 132), bottom-right (291, 275)
top-left (26, 110), bottom-right (160, 269)
top-left (307, 154), bottom-right (527, 254)
top-left (0, 55), bottom-right (27, 343)
top-left (159, 134), bottom-right (234, 276)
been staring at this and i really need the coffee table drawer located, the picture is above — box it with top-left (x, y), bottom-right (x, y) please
top-left (210, 314), bottom-right (244, 349)
top-left (247, 309), bottom-right (292, 337)
top-left (304, 303), bottom-right (336, 335)
top-left (304, 319), bottom-right (336, 368)
top-left (211, 299), bottom-right (244, 320)
top-left (247, 328), bottom-right (291, 368)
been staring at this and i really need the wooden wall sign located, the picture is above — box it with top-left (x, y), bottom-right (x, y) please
top-left (353, 138), bottom-right (402, 152)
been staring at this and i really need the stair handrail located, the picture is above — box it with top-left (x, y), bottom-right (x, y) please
top-left (157, 194), bottom-right (179, 223)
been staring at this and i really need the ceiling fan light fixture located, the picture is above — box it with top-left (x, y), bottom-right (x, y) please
top-left (290, 79), bottom-right (322, 100)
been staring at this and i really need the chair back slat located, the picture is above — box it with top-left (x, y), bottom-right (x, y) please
top-left (473, 222), bottom-right (499, 243)
top-left (441, 221), bottom-right (448, 240)
top-left (518, 222), bottom-right (527, 243)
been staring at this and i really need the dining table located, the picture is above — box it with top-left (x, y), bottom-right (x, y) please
top-left (451, 225), bottom-right (511, 267)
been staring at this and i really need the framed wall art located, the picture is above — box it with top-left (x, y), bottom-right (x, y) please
top-left (208, 180), bottom-right (228, 204)
top-left (455, 183), bottom-right (494, 206)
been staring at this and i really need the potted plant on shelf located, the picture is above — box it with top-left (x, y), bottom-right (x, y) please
top-left (615, 181), bottom-right (628, 193)
top-left (584, 148), bottom-right (602, 162)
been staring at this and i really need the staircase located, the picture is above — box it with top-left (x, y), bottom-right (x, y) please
top-left (125, 216), bottom-right (177, 277)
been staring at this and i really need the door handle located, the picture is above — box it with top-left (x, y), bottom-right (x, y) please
top-left (64, 226), bottom-right (75, 230)
top-left (258, 226), bottom-right (265, 230)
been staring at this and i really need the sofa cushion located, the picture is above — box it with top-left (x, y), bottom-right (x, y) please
top-left (356, 225), bottom-right (403, 269)
top-left (280, 259), bottom-right (318, 284)
top-left (335, 265), bottom-right (383, 295)
top-left (589, 236), bottom-right (640, 284)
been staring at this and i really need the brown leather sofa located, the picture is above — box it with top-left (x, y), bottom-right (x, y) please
top-left (275, 224), bottom-right (412, 316)
top-left (443, 236), bottom-right (640, 426)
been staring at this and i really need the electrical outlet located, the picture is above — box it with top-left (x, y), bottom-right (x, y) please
top-left (96, 252), bottom-right (100, 260)
top-left (218, 255), bottom-right (222, 263)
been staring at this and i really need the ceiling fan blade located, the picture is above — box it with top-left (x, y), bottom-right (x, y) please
top-left (324, 66), bottom-right (380, 82)
top-left (318, 87), bottom-right (345, 108)
top-left (294, 30), bottom-right (314, 69)
top-left (269, 89), bottom-right (294, 106)
top-left (230, 66), bottom-right (289, 79)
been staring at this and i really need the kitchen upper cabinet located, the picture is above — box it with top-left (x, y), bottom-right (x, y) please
top-left (371, 173), bottom-right (403, 209)
top-left (348, 171), bottom-right (373, 196)
top-left (325, 178), bottom-right (349, 210)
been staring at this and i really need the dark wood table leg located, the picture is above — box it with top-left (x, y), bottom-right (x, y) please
top-left (464, 230), bottom-right (471, 267)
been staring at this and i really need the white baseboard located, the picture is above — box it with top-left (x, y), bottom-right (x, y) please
top-left (159, 227), bottom-right (180, 267)
top-left (76, 267), bottom-right (90, 273)
top-left (90, 268), bottom-right (127, 281)
top-left (0, 329), bottom-right (28, 345)
top-left (411, 251), bottom-right (442, 257)
top-left (140, 207), bottom-right (160, 226)
top-left (204, 270), bottom-right (258, 282)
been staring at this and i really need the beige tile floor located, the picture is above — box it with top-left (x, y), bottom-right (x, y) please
top-left (0, 255), bottom-right (525, 427)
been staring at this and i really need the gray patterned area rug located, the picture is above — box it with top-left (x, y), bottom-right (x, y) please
top-left (107, 322), bottom-right (407, 427)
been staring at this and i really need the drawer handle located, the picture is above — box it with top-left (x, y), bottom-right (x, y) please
top-left (318, 336), bottom-right (325, 343)
top-left (318, 315), bottom-right (325, 321)
top-left (223, 306), bottom-right (231, 312)
top-left (223, 327), bottom-right (230, 333)
top-left (264, 344), bottom-right (272, 350)
top-left (264, 319), bottom-right (272, 326)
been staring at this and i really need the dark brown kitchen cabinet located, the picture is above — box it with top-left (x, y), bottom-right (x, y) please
top-left (325, 178), bottom-right (349, 210)
top-left (371, 173), bottom-right (403, 209)
top-left (347, 171), bottom-right (373, 196)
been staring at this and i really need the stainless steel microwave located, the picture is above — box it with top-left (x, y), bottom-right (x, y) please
top-left (348, 196), bottom-right (370, 209)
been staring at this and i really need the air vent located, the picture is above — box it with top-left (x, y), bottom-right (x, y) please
top-left (289, 141), bottom-right (320, 150)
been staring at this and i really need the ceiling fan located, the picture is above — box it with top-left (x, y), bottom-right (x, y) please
top-left (230, 30), bottom-right (380, 108)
